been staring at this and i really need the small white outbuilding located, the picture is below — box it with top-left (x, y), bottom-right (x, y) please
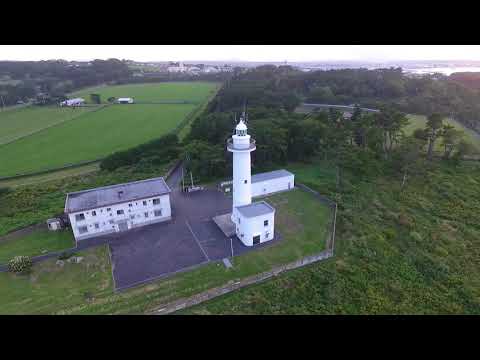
top-left (60, 98), bottom-right (85, 107)
top-left (233, 201), bottom-right (275, 246)
top-left (117, 97), bottom-right (134, 104)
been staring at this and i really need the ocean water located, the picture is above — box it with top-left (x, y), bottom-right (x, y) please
top-left (404, 67), bottom-right (480, 76)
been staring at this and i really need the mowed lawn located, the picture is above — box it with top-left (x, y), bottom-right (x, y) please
top-left (0, 229), bottom-right (75, 264)
top-left (0, 106), bottom-right (96, 145)
top-left (0, 104), bottom-right (196, 177)
top-left (405, 114), bottom-right (480, 152)
top-left (71, 82), bottom-right (219, 104)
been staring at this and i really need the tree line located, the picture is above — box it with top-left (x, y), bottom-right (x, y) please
top-left (0, 59), bottom-right (132, 106)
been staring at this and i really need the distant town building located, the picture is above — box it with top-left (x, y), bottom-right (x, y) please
top-left (65, 177), bottom-right (172, 241)
top-left (167, 62), bottom-right (186, 73)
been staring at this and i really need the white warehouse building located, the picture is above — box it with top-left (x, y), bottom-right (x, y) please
top-left (65, 177), bottom-right (171, 241)
top-left (220, 169), bottom-right (295, 198)
top-left (251, 169), bottom-right (295, 198)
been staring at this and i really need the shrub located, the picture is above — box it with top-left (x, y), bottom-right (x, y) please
top-left (58, 252), bottom-right (75, 260)
top-left (0, 187), bottom-right (10, 196)
top-left (8, 256), bottom-right (33, 274)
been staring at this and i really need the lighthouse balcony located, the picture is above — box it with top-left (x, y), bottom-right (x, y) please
top-left (227, 138), bottom-right (256, 152)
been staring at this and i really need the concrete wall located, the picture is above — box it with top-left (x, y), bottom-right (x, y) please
top-left (68, 193), bottom-right (171, 241)
top-left (252, 174), bottom-right (294, 198)
top-left (233, 208), bottom-right (275, 246)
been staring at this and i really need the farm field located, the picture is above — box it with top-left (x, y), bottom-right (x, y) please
top-left (0, 188), bottom-right (332, 314)
top-left (0, 104), bottom-right (196, 177)
top-left (71, 82), bottom-right (219, 104)
top-left (0, 82), bottom-right (219, 178)
top-left (0, 105), bottom-right (97, 145)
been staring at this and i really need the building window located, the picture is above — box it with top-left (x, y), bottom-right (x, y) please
top-left (75, 213), bottom-right (85, 222)
top-left (264, 220), bottom-right (269, 226)
top-left (117, 210), bottom-right (124, 215)
top-left (145, 212), bottom-right (149, 218)
top-left (244, 180), bottom-right (247, 184)
top-left (107, 208), bottom-right (111, 211)
top-left (153, 198), bottom-right (160, 205)
top-left (92, 210), bottom-right (97, 216)
top-left (154, 209), bottom-right (162, 217)
top-left (128, 203), bottom-right (132, 207)
top-left (109, 220), bottom-right (114, 224)
top-left (143, 201), bottom-right (147, 206)
top-left (78, 226), bottom-right (88, 234)
top-left (94, 223), bottom-right (99, 229)
top-left (130, 215), bottom-right (135, 220)
top-left (238, 217), bottom-right (241, 224)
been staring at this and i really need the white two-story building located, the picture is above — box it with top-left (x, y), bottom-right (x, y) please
top-left (64, 177), bottom-right (172, 242)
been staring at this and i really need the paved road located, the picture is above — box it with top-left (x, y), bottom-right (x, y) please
top-left (300, 103), bottom-right (380, 113)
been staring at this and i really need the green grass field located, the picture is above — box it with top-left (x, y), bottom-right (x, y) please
top-left (0, 106), bottom-right (97, 145)
top-left (0, 229), bottom-right (74, 264)
top-left (0, 104), bottom-right (196, 177)
top-left (0, 162), bottom-right (100, 188)
top-left (405, 114), bottom-right (480, 152)
top-left (0, 188), bottom-right (332, 314)
top-left (71, 82), bottom-right (218, 104)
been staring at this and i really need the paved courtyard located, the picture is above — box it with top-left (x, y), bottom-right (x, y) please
top-left (106, 178), bottom-right (281, 291)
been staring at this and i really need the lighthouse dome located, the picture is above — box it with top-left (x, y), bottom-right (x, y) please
top-left (235, 120), bottom-right (248, 136)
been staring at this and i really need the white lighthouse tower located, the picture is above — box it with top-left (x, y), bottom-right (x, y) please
top-left (227, 113), bottom-right (256, 216)
top-left (214, 111), bottom-right (276, 247)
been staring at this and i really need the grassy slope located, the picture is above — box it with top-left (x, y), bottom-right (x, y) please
top-left (71, 82), bottom-right (218, 104)
top-left (0, 104), bottom-right (195, 177)
top-left (182, 161), bottom-right (480, 315)
top-left (0, 106), bottom-right (96, 145)
top-left (405, 114), bottom-right (480, 152)
top-left (0, 245), bottom-right (113, 315)
top-left (0, 229), bottom-right (74, 263)
top-left (0, 188), bottom-right (332, 314)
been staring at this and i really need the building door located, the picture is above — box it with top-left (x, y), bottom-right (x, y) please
top-left (117, 221), bottom-right (128, 232)
top-left (288, 182), bottom-right (291, 189)
top-left (253, 235), bottom-right (261, 245)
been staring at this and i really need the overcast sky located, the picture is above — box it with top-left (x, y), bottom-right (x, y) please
top-left (1, 45), bottom-right (480, 62)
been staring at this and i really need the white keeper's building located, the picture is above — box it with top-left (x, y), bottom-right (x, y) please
top-left (64, 177), bottom-right (171, 241)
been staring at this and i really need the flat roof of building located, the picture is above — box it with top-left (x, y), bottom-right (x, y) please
top-left (251, 169), bottom-right (294, 183)
top-left (236, 201), bottom-right (275, 218)
top-left (65, 177), bottom-right (171, 213)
